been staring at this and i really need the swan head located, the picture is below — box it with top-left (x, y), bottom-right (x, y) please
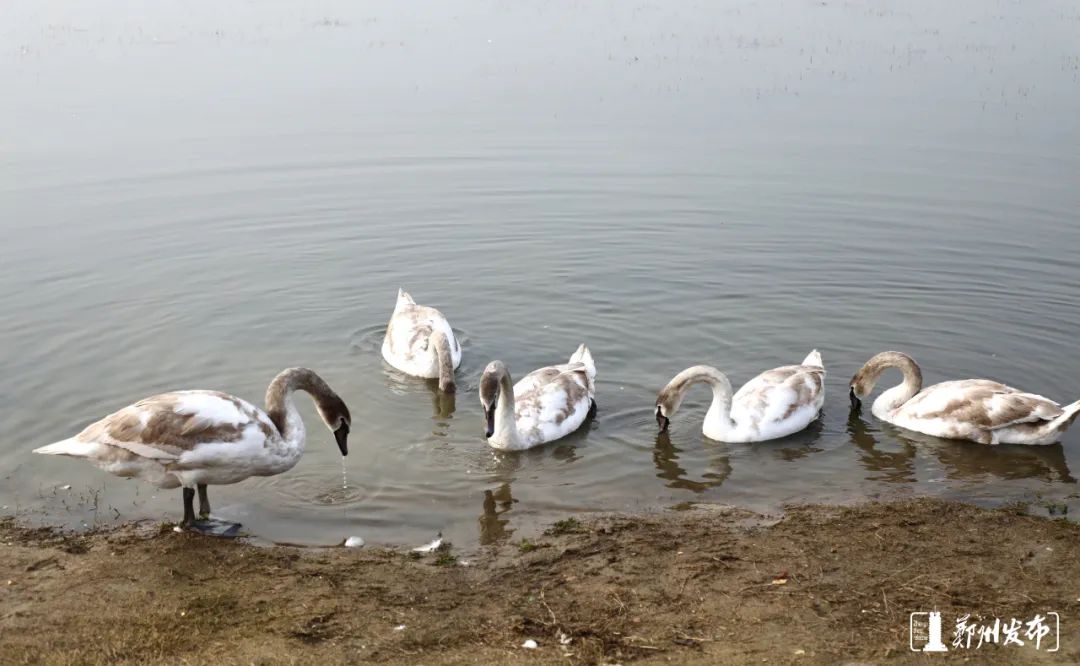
top-left (479, 361), bottom-right (508, 438)
top-left (850, 351), bottom-right (920, 412)
top-left (316, 394), bottom-right (352, 456)
top-left (655, 404), bottom-right (671, 432)
top-left (849, 367), bottom-right (874, 410)
top-left (655, 388), bottom-right (685, 432)
top-left (848, 385), bottom-right (862, 410)
top-left (656, 371), bottom-right (697, 432)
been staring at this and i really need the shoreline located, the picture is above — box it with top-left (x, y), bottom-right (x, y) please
top-left (2, 497), bottom-right (1077, 664)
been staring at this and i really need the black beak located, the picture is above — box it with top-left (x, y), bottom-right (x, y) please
top-left (484, 404), bottom-right (496, 439)
top-left (656, 406), bottom-right (670, 432)
top-left (849, 387), bottom-right (861, 411)
top-left (334, 423), bottom-right (349, 456)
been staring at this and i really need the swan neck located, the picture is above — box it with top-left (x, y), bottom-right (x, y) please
top-left (492, 370), bottom-right (520, 447)
top-left (265, 368), bottom-right (332, 448)
top-left (663, 365), bottom-right (734, 427)
top-left (432, 330), bottom-right (456, 392)
top-left (870, 354), bottom-right (923, 413)
top-left (698, 369), bottom-right (735, 427)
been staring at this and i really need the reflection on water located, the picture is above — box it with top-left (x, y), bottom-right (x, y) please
top-left (430, 387), bottom-right (457, 422)
top-left (4, 0), bottom-right (1080, 546)
top-left (763, 417), bottom-right (827, 462)
top-left (848, 408), bottom-right (1075, 485)
top-left (478, 483), bottom-right (517, 545)
top-left (653, 432), bottom-right (731, 493)
top-left (848, 409), bottom-right (918, 484)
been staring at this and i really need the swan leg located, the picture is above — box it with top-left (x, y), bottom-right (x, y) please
top-left (181, 487), bottom-right (196, 528)
top-left (588, 399), bottom-right (598, 418)
top-left (197, 484), bottom-right (211, 520)
top-left (184, 485), bottom-right (243, 537)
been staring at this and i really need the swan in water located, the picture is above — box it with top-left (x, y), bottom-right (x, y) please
top-left (479, 344), bottom-right (597, 450)
top-left (655, 350), bottom-right (825, 442)
top-left (850, 351), bottom-right (1080, 445)
top-left (381, 288), bottom-right (462, 392)
top-left (33, 368), bottom-right (351, 531)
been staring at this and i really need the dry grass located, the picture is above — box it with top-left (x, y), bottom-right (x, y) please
top-left (2, 499), bottom-right (1078, 664)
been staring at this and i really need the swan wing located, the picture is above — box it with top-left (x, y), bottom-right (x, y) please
top-left (383, 304), bottom-right (460, 363)
top-left (52, 391), bottom-right (276, 463)
top-left (902, 380), bottom-right (1063, 430)
top-left (513, 367), bottom-right (593, 444)
top-left (731, 364), bottom-right (826, 427)
top-left (512, 361), bottom-right (583, 393)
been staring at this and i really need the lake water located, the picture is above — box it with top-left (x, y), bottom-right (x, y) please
top-left (3, 1), bottom-right (1079, 547)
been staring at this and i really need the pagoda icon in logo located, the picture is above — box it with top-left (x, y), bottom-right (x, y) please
top-left (923, 611), bottom-right (949, 652)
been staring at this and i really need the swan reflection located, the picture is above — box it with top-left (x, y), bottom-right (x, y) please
top-left (478, 483), bottom-right (517, 545)
top-left (848, 408), bottom-right (1075, 484)
top-left (653, 431), bottom-right (732, 492)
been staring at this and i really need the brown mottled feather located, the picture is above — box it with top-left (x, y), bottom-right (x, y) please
top-left (904, 380), bottom-right (1063, 430)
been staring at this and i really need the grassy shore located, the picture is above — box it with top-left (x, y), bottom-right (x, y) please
top-left (1, 498), bottom-right (1077, 664)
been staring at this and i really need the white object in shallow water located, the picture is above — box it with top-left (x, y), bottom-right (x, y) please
top-left (345, 536), bottom-right (365, 548)
top-left (479, 344), bottom-right (597, 451)
top-left (655, 350), bottom-right (825, 443)
top-left (32, 368), bottom-right (352, 529)
top-left (381, 288), bottom-right (461, 392)
top-left (850, 351), bottom-right (1080, 445)
top-left (522, 639), bottom-right (539, 649)
top-left (413, 536), bottom-right (443, 553)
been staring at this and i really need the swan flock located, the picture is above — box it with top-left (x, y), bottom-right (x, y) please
top-left (34, 288), bottom-right (1080, 529)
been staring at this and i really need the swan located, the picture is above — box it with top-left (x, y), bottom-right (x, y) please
top-left (381, 288), bottom-right (462, 392)
top-left (850, 351), bottom-right (1080, 445)
top-left (655, 350), bottom-right (825, 442)
top-left (33, 368), bottom-right (351, 530)
top-left (479, 344), bottom-right (597, 451)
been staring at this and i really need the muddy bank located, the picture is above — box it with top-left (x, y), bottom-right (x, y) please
top-left (1, 498), bottom-right (1077, 664)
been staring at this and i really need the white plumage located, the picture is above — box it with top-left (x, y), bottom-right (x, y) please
top-left (381, 289), bottom-right (462, 392)
top-left (34, 368), bottom-right (351, 527)
top-left (851, 351), bottom-right (1080, 445)
top-left (480, 344), bottom-right (597, 451)
top-left (656, 350), bottom-right (826, 443)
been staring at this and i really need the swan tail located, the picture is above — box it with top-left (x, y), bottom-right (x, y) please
top-left (569, 343), bottom-right (597, 390)
top-left (430, 329), bottom-right (456, 393)
top-left (1049, 399), bottom-right (1080, 433)
top-left (395, 288), bottom-right (416, 310)
top-left (34, 438), bottom-right (99, 458)
top-left (801, 349), bottom-right (823, 368)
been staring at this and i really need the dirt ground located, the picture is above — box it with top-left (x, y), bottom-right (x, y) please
top-left (1, 498), bottom-right (1077, 665)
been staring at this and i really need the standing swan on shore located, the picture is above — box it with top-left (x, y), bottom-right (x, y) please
top-left (850, 351), bottom-right (1080, 445)
top-left (382, 289), bottom-right (461, 392)
top-left (655, 350), bottom-right (825, 442)
top-left (33, 368), bottom-right (351, 531)
top-left (479, 344), bottom-right (597, 450)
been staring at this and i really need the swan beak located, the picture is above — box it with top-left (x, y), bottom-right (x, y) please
top-left (849, 387), bottom-right (861, 411)
top-left (334, 423), bottom-right (350, 456)
top-left (484, 404), bottom-right (496, 439)
top-left (656, 407), bottom-right (670, 432)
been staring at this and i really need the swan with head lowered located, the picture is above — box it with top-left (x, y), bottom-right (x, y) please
top-left (381, 288), bottom-right (461, 392)
top-left (479, 344), bottom-right (597, 451)
top-left (850, 351), bottom-right (1080, 445)
top-left (33, 368), bottom-right (351, 532)
top-left (655, 350), bottom-right (825, 442)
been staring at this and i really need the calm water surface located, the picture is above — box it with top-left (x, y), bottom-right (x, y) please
top-left (3, 1), bottom-right (1080, 547)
